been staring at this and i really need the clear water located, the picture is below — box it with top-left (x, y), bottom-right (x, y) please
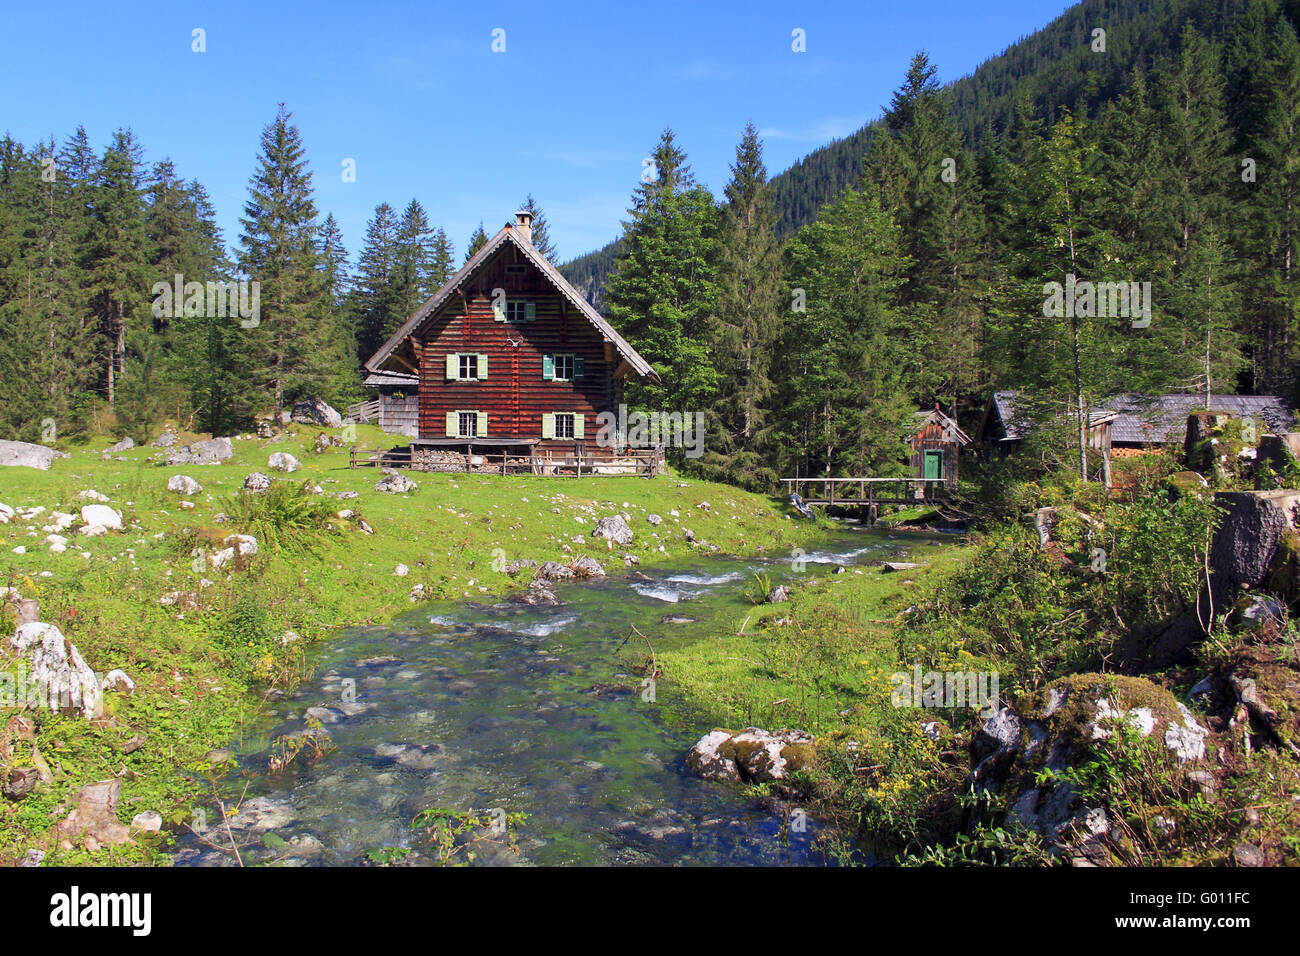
top-left (172, 528), bottom-right (943, 866)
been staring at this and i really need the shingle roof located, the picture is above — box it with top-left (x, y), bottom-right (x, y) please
top-left (363, 371), bottom-right (418, 388)
top-left (983, 391), bottom-right (1295, 444)
top-left (364, 222), bottom-right (659, 382)
top-left (1108, 393), bottom-right (1294, 444)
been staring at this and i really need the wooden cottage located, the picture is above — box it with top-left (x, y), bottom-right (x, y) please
top-left (909, 406), bottom-right (969, 488)
top-left (363, 211), bottom-right (661, 472)
top-left (978, 390), bottom-right (1116, 486)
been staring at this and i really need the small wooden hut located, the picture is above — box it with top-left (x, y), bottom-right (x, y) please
top-left (909, 406), bottom-right (970, 488)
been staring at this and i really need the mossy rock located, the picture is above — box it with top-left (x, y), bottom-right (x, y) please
top-left (1165, 470), bottom-right (1210, 500)
top-left (1015, 673), bottom-right (1190, 766)
top-left (1267, 529), bottom-right (1300, 604)
top-left (780, 741), bottom-right (816, 773)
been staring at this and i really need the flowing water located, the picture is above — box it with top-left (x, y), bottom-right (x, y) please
top-left (172, 527), bottom-right (946, 866)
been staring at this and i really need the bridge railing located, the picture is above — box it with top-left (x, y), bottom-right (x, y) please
top-left (781, 476), bottom-right (947, 505)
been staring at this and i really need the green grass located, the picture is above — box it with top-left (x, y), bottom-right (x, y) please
top-left (0, 423), bottom-right (843, 865)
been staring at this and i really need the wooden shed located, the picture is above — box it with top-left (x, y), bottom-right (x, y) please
top-left (361, 371), bottom-right (419, 436)
top-left (909, 406), bottom-right (970, 488)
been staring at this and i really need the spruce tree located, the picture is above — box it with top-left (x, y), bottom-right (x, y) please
top-left (518, 194), bottom-right (557, 260)
top-left (465, 221), bottom-right (488, 262)
top-left (606, 128), bottom-right (719, 419)
top-left (237, 103), bottom-right (331, 419)
top-left (703, 123), bottom-right (782, 488)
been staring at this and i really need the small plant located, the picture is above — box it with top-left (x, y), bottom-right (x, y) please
top-left (364, 846), bottom-right (413, 866)
top-left (744, 571), bottom-right (773, 605)
top-left (268, 720), bottom-right (336, 775)
top-left (223, 480), bottom-right (339, 552)
top-left (411, 807), bottom-right (526, 866)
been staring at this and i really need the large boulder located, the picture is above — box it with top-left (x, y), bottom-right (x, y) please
top-left (267, 451), bottom-right (300, 473)
top-left (0, 440), bottom-right (62, 471)
top-left (570, 556), bottom-right (605, 579)
top-left (166, 436), bottom-right (233, 465)
top-left (591, 515), bottom-right (634, 547)
top-left (57, 779), bottom-right (131, 849)
top-left (292, 397), bottom-right (343, 428)
top-left (10, 622), bottom-right (102, 719)
top-left (1209, 490), bottom-right (1300, 605)
top-left (969, 674), bottom-right (1208, 858)
top-left (375, 473), bottom-right (417, 494)
top-left (167, 474), bottom-right (202, 496)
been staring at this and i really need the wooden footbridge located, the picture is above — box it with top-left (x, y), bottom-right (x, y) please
top-left (781, 476), bottom-right (949, 511)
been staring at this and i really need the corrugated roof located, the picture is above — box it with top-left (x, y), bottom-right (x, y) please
top-left (365, 222), bottom-right (659, 382)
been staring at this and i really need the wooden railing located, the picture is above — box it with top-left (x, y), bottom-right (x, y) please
top-left (350, 445), bottom-right (665, 477)
top-left (346, 399), bottom-right (381, 424)
top-left (781, 476), bottom-right (947, 506)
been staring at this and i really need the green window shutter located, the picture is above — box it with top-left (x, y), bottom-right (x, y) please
top-left (445, 412), bottom-right (457, 437)
top-left (525, 301), bottom-right (536, 321)
top-left (478, 354), bottom-right (488, 379)
top-left (541, 413), bottom-right (555, 439)
top-left (492, 299), bottom-right (505, 321)
top-left (477, 411), bottom-right (487, 436)
top-left (574, 355), bottom-right (585, 379)
top-left (573, 413), bottom-right (585, 440)
top-left (445, 354), bottom-right (458, 380)
top-left (542, 354), bottom-right (554, 381)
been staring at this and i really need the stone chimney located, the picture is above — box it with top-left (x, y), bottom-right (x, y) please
top-left (514, 210), bottom-right (533, 243)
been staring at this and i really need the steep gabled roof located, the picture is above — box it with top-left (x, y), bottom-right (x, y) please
top-left (365, 222), bottom-right (659, 382)
top-left (913, 407), bottom-right (971, 445)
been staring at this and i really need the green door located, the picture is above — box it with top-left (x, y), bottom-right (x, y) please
top-left (923, 450), bottom-right (942, 480)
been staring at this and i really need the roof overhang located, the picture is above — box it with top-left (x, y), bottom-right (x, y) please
top-left (364, 224), bottom-right (660, 383)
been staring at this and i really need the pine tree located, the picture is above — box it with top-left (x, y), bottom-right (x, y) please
top-left (349, 202), bottom-right (399, 363)
top-left (429, 226), bottom-right (454, 288)
top-left (775, 186), bottom-right (913, 477)
top-left (236, 103), bottom-right (331, 419)
top-left (391, 198), bottom-right (436, 331)
top-left (85, 129), bottom-right (150, 408)
top-left (606, 128), bottom-right (719, 420)
top-left (702, 123), bottom-right (782, 488)
top-left (1241, 15), bottom-right (1300, 395)
top-left (465, 221), bottom-right (488, 262)
top-left (318, 212), bottom-right (349, 308)
top-left (518, 194), bottom-right (557, 260)
top-left (864, 53), bottom-right (984, 410)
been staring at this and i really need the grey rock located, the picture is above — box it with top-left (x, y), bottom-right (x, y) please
top-left (0, 440), bottom-right (62, 470)
top-left (592, 515), bottom-right (634, 546)
top-left (166, 436), bottom-right (233, 465)
top-left (375, 473), bottom-right (417, 494)
top-left (291, 397), bottom-right (343, 428)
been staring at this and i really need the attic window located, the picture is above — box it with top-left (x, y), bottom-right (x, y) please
top-left (505, 264), bottom-right (526, 276)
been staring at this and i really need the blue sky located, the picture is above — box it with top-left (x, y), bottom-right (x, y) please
top-left (6, 0), bottom-right (1073, 266)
